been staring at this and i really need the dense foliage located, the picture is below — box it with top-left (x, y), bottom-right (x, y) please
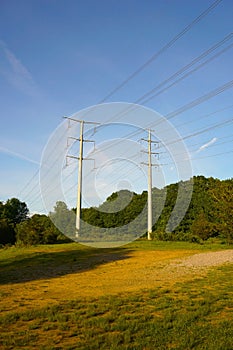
top-left (0, 176), bottom-right (232, 246)
top-left (81, 176), bottom-right (233, 244)
top-left (16, 214), bottom-right (60, 246)
top-left (0, 198), bottom-right (29, 245)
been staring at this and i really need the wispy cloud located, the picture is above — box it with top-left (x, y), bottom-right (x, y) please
top-left (197, 137), bottom-right (217, 153)
top-left (0, 40), bottom-right (39, 96)
top-left (0, 146), bottom-right (40, 165)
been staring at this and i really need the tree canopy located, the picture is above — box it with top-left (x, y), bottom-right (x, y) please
top-left (2, 198), bottom-right (29, 225)
top-left (0, 198), bottom-right (29, 245)
top-left (0, 176), bottom-right (232, 246)
top-left (16, 214), bottom-right (60, 246)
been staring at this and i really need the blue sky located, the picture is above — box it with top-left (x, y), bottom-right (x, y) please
top-left (0, 0), bottom-right (233, 212)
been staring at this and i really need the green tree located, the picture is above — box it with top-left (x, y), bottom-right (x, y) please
top-left (49, 201), bottom-right (75, 239)
top-left (16, 214), bottom-right (59, 246)
top-left (0, 201), bottom-right (4, 217)
top-left (2, 198), bottom-right (29, 225)
top-left (191, 211), bottom-right (216, 240)
top-left (211, 179), bottom-right (233, 243)
top-left (0, 218), bottom-right (15, 245)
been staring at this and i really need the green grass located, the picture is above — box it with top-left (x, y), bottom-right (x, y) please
top-left (0, 238), bottom-right (231, 262)
top-left (0, 264), bottom-right (232, 349)
top-left (126, 238), bottom-right (233, 251)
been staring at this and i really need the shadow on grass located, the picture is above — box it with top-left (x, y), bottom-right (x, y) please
top-left (0, 247), bottom-right (132, 285)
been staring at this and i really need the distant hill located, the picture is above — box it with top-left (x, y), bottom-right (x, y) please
top-left (81, 176), bottom-right (233, 243)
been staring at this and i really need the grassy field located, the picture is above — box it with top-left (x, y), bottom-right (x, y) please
top-left (0, 240), bottom-right (232, 349)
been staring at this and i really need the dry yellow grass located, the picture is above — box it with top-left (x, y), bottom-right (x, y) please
top-left (1, 245), bottom-right (233, 350)
top-left (0, 249), bottom-right (201, 316)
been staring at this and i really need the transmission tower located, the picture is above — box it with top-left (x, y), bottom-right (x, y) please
top-left (65, 117), bottom-right (100, 237)
top-left (141, 129), bottom-right (159, 240)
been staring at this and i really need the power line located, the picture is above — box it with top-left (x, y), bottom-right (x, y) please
top-left (192, 149), bottom-right (233, 160)
top-left (98, 0), bottom-right (223, 102)
top-left (90, 78), bottom-right (233, 161)
top-left (16, 1), bottom-right (228, 210)
top-left (141, 41), bottom-right (233, 105)
top-left (164, 79), bottom-right (233, 121)
top-left (27, 100), bottom-right (233, 209)
top-left (178, 117), bottom-right (233, 142)
top-left (64, 123), bottom-right (233, 209)
top-left (174, 103), bottom-right (233, 130)
top-left (17, 169), bottom-right (39, 198)
top-left (161, 137), bottom-right (233, 160)
top-left (98, 32), bottom-right (233, 124)
top-left (117, 33), bottom-right (233, 119)
top-left (163, 149), bottom-right (233, 166)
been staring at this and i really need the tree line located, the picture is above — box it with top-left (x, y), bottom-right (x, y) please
top-left (0, 199), bottom-right (70, 246)
top-left (0, 176), bottom-right (232, 246)
top-left (81, 176), bottom-right (232, 244)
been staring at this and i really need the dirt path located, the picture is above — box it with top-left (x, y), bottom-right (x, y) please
top-left (169, 249), bottom-right (233, 269)
top-left (1, 249), bottom-right (232, 315)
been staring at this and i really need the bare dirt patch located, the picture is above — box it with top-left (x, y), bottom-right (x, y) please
top-left (170, 249), bottom-right (233, 269)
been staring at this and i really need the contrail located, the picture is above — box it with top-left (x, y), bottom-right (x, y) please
top-left (0, 146), bottom-right (40, 165)
top-left (197, 137), bottom-right (218, 153)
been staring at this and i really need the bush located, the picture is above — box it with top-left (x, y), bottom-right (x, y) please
top-left (16, 214), bottom-right (60, 246)
top-left (0, 219), bottom-right (15, 245)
